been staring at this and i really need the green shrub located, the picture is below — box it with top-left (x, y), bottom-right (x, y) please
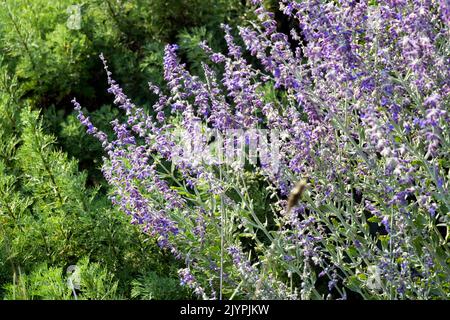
top-left (131, 271), bottom-right (192, 300)
top-left (0, 76), bottom-right (189, 299)
top-left (3, 257), bottom-right (120, 300)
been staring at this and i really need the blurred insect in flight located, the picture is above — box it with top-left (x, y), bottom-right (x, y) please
top-left (286, 179), bottom-right (308, 213)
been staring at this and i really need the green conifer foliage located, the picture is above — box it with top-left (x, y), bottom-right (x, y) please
top-left (0, 68), bottom-right (188, 299)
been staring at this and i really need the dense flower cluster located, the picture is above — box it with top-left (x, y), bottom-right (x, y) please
top-left (74, 0), bottom-right (449, 299)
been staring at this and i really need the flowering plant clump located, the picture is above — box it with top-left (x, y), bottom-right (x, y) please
top-left (74, 0), bottom-right (449, 299)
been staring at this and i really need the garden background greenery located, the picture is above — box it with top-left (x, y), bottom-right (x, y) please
top-left (0, 0), bottom-right (449, 300)
top-left (0, 0), bottom-right (259, 299)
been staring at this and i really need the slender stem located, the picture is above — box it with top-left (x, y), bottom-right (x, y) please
top-left (33, 130), bottom-right (63, 205)
top-left (4, 4), bottom-right (36, 70)
top-left (219, 164), bottom-right (224, 300)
